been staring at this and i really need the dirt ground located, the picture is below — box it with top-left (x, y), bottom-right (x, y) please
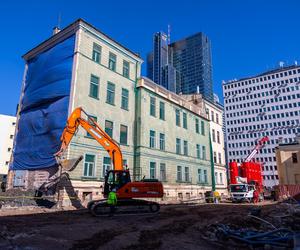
top-left (0, 202), bottom-right (296, 250)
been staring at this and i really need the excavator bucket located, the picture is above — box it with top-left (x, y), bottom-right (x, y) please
top-left (58, 155), bottom-right (83, 171)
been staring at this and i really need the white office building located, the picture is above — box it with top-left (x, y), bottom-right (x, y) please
top-left (0, 114), bottom-right (16, 176)
top-left (223, 65), bottom-right (300, 187)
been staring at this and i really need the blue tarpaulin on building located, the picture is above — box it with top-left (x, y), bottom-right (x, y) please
top-left (11, 35), bottom-right (75, 170)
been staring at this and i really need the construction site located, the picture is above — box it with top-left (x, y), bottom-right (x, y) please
top-left (1, 2), bottom-right (300, 249)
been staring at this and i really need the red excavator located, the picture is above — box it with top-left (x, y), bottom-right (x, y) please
top-left (55, 107), bottom-right (163, 215)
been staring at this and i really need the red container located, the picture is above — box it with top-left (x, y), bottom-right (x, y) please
top-left (229, 161), bottom-right (238, 184)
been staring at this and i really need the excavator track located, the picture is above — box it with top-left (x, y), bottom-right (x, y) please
top-left (88, 199), bottom-right (160, 216)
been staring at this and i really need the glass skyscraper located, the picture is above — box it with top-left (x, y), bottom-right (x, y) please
top-left (147, 32), bottom-right (213, 101)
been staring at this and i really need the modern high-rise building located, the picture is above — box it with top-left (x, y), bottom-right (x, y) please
top-left (147, 32), bottom-right (213, 101)
top-left (147, 32), bottom-right (179, 92)
top-left (169, 33), bottom-right (213, 100)
top-left (223, 65), bottom-right (300, 188)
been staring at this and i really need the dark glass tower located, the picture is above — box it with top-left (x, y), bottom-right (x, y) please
top-left (169, 32), bottom-right (213, 100)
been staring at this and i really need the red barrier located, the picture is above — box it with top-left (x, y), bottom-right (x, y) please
top-left (229, 161), bottom-right (238, 184)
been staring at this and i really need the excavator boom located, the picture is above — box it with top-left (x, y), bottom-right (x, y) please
top-left (55, 107), bottom-right (123, 171)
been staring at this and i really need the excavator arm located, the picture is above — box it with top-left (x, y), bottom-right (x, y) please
top-left (55, 107), bottom-right (123, 171)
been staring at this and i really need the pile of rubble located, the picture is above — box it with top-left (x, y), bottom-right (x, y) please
top-left (0, 189), bottom-right (56, 209)
top-left (202, 200), bottom-right (300, 249)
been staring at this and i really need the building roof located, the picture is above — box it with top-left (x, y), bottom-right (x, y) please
top-left (23, 18), bottom-right (142, 61)
top-left (223, 64), bottom-right (300, 85)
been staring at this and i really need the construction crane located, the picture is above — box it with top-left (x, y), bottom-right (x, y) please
top-left (244, 136), bottom-right (269, 162)
top-left (229, 136), bottom-right (269, 203)
top-left (55, 107), bottom-right (163, 215)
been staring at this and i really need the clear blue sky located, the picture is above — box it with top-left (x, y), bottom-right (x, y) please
top-left (1, 0), bottom-right (299, 115)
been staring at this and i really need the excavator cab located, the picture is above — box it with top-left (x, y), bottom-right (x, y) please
top-left (103, 170), bottom-right (131, 196)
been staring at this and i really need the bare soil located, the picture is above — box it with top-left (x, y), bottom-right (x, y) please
top-left (0, 202), bottom-right (294, 250)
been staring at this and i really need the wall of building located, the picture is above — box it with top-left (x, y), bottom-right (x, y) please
top-left (204, 100), bottom-right (228, 194)
top-left (64, 24), bottom-right (142, 202)
top-left (0, 115), bottom-right (16, 175)
top-left (223, 65), bottom-right (300, 187)
top-left (135, 78), bottom-right (213, 200)
top-left (276, 141), bottom-right (300, 185)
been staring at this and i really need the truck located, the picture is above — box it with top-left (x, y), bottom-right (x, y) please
top-left (229, 136), bottom-right (269, 203)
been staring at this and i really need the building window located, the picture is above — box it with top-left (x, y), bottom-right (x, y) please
top-left (212, 129), bottom-right (216, 142)
top-left (106, 82), bottom-right (115, 105)
top-left (216, 113), bottom-right (219, 124)
top-left (150, 162), bottom-right (156, 179)
top-left (92, 43), bottom-right (101, 63)
top-left (160, 163), bottom-right (166, 181)
top-left (84, 154), bottom-right (95, 177)
top-left (213, 152), bottom-right (217, 163)
top-left (198, 169), bottom-right (202, 183)
top-left (292, 153), bottom-right (298, 163)
top-left (183, 140), bottom-right (188, 156)
top-left (176, 138), bottom-right (181, 154)
top-left (177, 166), bottom-right (182, 181)
top-left (183, 113), bottom-right (187, 129)
top-left (211, 111), bottom-right (214, 122)
top-left (105, 120), bottom-right (113, 138)
top-left (195, 118), bottom-right (199, 133)
top-left (108, 52), bottom-right (116, 71)
top-left (121, 88), bottom-right (129, 110)
top-left (202, 146), bottom-right (206, 160)
top-left (120, 125), bottom-right (128, 145)
top-left (218, 152), bottom-right (222, 164)
top-left (102, 157), bottom-right (111, 178)
top-left (176, 109), bottom-right (180, 126)
top-left (150, 97), bottom-right (156, 117)
top-left (196, 144), bottom-right (201, 159)
top-left (10, 135), bottom-right (13, 139)
top-left (184, 167), bottom-right (190, 182)
top-left (217, 131), bottom-right (220, 144)
top-left (123, 60), bottom-right (130, 78)
top-left (89, 74), bottom-right (99, 99)
top-left (204, 169), bottom-right (208, 183)
top-left (150, 130), bottom-right (156, 148)
top-left (220, 173), bottom-right (223, 184)
top-left (201, 121), bottom-right (205, 135)
top-left (5, 161), bottom-right (9, 166)
top-left (159, 133), bottom-right (165, 151)
top-left (215, 172), bottom-right (218, 184)
top-left (159, 101), bottom-right (165, 120)
top-left (7, 148), bottom-right (11, 152)
top-left (86, 115), bottom-right (97, 138)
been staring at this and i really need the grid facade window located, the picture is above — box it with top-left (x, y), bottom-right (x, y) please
top-left (176, 138), bottom-right (181, 154)
top-left (121, 88), bottom-right (129, 110)
top-left (89, 74), bottom-right (99, 99)
top-left (108, 52), bottom-right (116, 71)
top-left (159, 133), bottom-right (165, 151)
top-left (120, 125), bottom-right (128, 145)
top-left (150, 162), bottom-right (156, 179)
top-left (84, 154), bottom-right (95, 177)
top-left (150, 130), bottom-right (156, 148)
top-left (92, 43), bottom-right (101, 63)
top-left (159, 101), bottom-right (165, 120)
top-left (106, 82), bottom-right (115, 105)
top-left (105, 120), bottom-right (113, 138)
top-left (123, 60), bottom-right (130, 78)
top-left (150, 97), bottom-right (156, 117)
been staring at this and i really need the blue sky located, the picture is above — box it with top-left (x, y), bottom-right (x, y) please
top-left (0, 0), bottom-right (299, 115)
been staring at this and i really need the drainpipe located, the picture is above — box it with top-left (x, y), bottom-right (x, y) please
top-left (209, 129), bottom-right (216, 191)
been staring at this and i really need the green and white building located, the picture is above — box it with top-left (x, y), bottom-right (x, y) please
top-left (11, 19), bottom-right (217, 203)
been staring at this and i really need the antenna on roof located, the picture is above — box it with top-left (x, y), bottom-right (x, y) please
top-left (167, 24), bottom-right (171, 44)
top-left (279, 61), bottom-right (284, 68)
top-left (57, 12), bottom-right (62, 29)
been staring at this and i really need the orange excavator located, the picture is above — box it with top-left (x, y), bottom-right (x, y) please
top-left (55, 107), bottom-right (163, 215)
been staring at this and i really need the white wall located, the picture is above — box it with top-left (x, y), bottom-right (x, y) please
top-left (0, 115), bottom-right (16, 175)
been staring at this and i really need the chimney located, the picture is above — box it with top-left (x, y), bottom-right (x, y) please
top-left (52, 26), bottom-right (61, 35)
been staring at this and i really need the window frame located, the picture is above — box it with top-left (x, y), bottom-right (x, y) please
top-left (106, 81), bottom-right (116, 105)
